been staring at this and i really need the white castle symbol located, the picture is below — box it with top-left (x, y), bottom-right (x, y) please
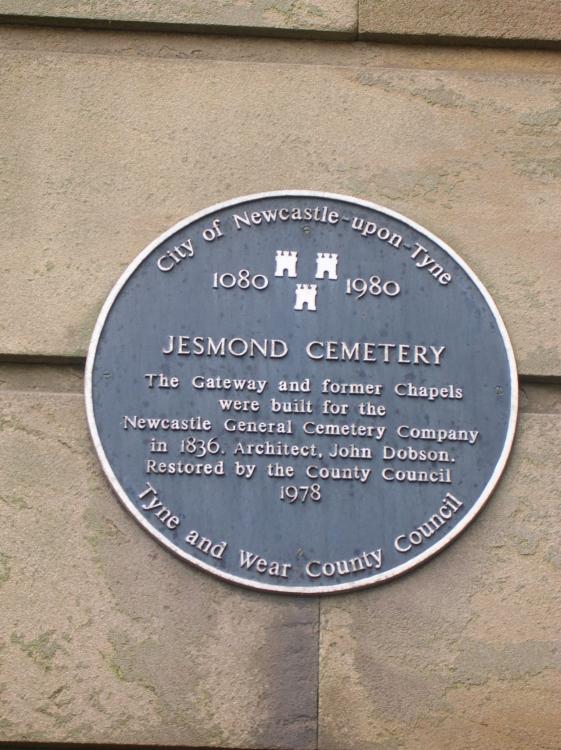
top-left (315, 252), bottom-right (338, 280)
top-left (294, 284), bottom-right (317, 311)
top-left (274, 250), bottom-right (298, 278)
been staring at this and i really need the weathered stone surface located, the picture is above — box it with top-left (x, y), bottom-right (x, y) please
top-left (4, 24), bottom-right (561, 75)
top-left (1, 30), bottom-right (560, 376)
top-left (0, 389), bottom-right (318, 747)
top-left (519, 382), bottom-right (561, 414)
top-left (359, 0), bottom-right (561, 48)
top-left (319, 413), bottom-right (561, 750)
top-left (0, 363), bottom-right (83, 392)
top-left (0, 0), bottom-right (357, 39)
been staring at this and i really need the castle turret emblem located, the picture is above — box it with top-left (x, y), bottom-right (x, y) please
top-left (274, 250), bottom-right (298, 278)
top-left (294, 284), bottom-right (318, 311)
top-left (315, 252), bottom-right (338, 280)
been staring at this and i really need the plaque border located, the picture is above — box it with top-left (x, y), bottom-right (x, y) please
top-left (85, 191), bottom-right (518, 595)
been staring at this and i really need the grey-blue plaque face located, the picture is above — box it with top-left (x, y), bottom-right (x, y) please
top-left (85, 191), bottom-right (518, 594)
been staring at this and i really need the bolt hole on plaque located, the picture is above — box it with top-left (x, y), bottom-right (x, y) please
top-left (85, 192), bottom-right (518, 594)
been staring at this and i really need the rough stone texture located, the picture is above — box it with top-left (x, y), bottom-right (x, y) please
top-left (0, 363), bottom-right (83, 393)
top-left (519, 382), bottom-right (561, 414)
top-left (1, 30), bottom-right (561, 377)
top-left (0, 0), bottom-right (357, 39)
top-left (359, 1), bottom-right (561, 49)
top-left (4, 24), bottom-right (561, 75)
top-left (0, 389), bottom-right (318, 748)
top-left (319, 413), bottom-right (561, 750)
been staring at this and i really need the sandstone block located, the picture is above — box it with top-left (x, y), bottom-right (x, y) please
top-left (0, 32), bottom-right (560, 376)
top-left (359, 1), bottom-right (561, 49)
top-left (0, 0), bottom-right (357, 39)
top-left (319, 413), bottom-right (561, 750)
top-left (0, 389), bottom-right (318, 748)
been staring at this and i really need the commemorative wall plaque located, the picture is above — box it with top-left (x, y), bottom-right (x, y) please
top-left (86, 191), bottom-right (518, 594)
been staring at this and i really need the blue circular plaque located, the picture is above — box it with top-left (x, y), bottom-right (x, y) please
top-left (85, 192), bottom-right (518, 594)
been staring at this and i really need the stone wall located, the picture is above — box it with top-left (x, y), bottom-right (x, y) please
top-left (1, 3), bottom-right (559, 749)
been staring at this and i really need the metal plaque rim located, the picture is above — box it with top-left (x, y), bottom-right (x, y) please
top-left (85, 190), bottom-right (519, 595)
